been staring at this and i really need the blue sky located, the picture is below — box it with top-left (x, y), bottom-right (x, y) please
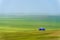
top-left (0, 0), bottom-right (60, 15)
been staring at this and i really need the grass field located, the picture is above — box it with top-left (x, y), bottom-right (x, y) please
top-left (0, 28), bottom-right (60, 40)
top-left (0, 17), bottom-right (59, 40)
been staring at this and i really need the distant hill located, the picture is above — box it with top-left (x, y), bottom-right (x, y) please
top-left (0, 14), bottom-right (60, 22)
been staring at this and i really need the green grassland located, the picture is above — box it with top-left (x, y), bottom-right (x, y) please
top-left (0, 16), bottom-right (59, 40)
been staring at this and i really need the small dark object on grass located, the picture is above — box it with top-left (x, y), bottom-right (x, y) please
top-left (39, 28), bottom-right (45, 31)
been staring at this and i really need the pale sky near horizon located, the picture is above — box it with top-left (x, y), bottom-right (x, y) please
top-left (0, 0), bottom-right (60, 15)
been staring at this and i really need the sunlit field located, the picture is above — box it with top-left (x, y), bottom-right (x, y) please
top-left (0, 16), bottom-right (60, 40)
top-left (0, 0), bottom-right (60, 40)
